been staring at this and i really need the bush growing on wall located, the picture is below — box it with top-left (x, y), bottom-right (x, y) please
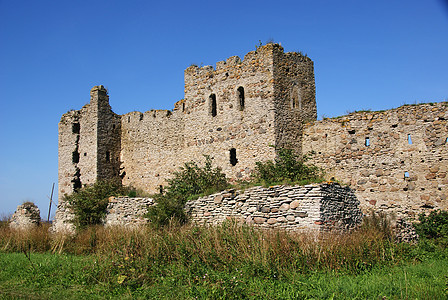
top-left (147, 156), bottom-right (229, 227)
top-left (65, 180), bottom-right (135, 228)
top-left (253, 148), bottom-right (323, 186)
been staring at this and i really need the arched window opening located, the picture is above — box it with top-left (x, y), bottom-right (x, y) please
top-left (407, 134), bottom-right (413, 145)
top-left (291, 85), bottom-right (302, 110)
top-left (209, 94), bottom-right (217, 117)
top-left (230, 148), bottom-right (238, 166)
top-left (237, 87), bottom-right (245, 111)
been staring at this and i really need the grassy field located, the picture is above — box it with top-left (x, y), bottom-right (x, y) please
top-left (1, 252), bottom-right (446, 299)
top-left (0, 220), bottom-right (447, 299)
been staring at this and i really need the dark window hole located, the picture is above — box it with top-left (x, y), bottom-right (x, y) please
top-left (106, 151), bottom-right (110, 162)
top-left (230, 148), bottom-right (238, 166)
top-left (348, 130), bottom-right (356, 134)
top-left (72, 123), bottom-right (80, 134)
top-left (72, 151), bottom-right (80, 164)
top-left (210, 94), bottom-right (217, 117)
top-left (237, 86), bottom-right (245, 111)
top-left (159, 185), bottom-right (164, 194)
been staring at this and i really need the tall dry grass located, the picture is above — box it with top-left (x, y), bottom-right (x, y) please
top-left (0, 214), bottom-right (403, 279)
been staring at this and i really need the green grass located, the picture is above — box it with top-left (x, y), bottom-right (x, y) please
top-left (0, 252), bottom-right (446, 299)
top-left (1, 218), bottom-right (447, 299)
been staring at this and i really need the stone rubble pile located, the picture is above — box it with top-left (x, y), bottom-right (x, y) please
top-left (9, 202), bottom-right (41, 229)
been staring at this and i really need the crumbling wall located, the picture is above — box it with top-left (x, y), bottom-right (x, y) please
top-left (105, 197), bottom-right (154, 226)
top-left (303, 102), bottom-right (448, 219)
top-left (10, 202), bottom-right (41, 229)
top-left (185, 183), bottom-right (362, 231)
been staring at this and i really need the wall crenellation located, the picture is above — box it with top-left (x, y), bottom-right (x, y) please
top-left (54, 43), bottom-right (447, 231)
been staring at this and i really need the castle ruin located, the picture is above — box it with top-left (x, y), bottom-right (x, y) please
top-left (54, 43), bottom-right (447, 231)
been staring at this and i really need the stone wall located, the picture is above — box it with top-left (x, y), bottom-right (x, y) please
top-left (10, 202), bottom-right (41, 229)
top-left (104, 183), bottom-right (362, 232)
top-left (185, 183), bottom-right (362, 231)
top-left (303, 102), bottom-right (448, 219)
top-left (105, 197), bottom-right (154, 226)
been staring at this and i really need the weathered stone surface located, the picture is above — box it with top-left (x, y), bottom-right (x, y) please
top-left (54, 42), bottom-right (447, 232)
top-left (186, 183), bottom-right (362, 232)
top-left (290, 200), bottom-right (300, 209)
top-left (10, 202), bottom-right (41, 230)
top-left (253, 217), bottom-right (267, 224)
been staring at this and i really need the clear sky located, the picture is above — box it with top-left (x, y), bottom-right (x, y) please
top-left (0, 0), bottom-right (447, 219)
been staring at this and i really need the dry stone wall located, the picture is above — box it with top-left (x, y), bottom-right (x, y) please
top-left (105, 197), bottom-right (154, 226)
top-left (185, 183), bottom-right (362, 231)
top-left (303, 102), bottom-right (448, 219)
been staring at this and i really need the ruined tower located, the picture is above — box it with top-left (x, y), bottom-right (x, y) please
top-left (58, 85), bottom-right (121, 199)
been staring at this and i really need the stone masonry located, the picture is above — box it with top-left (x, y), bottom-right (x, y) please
top-left (185, 183), bottom-right (362, 231)
top-left (55, 43), bottom-right (447, 230)
top-left (10, 202), bottom-right (41, 229)
top-left (105, 183), bottom-right (362, 232)
top-left (303, 102), bottom-right (448, 218)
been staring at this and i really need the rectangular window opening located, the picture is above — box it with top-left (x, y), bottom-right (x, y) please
top-left (404, 171), bottom-right (410, 179)
top-left (365, 137), bottom-right (370, 147)
top-left (407, 134), bottom-right (412, 145)
top-left (106, 151), bottom-right (110, 162)
top-left (230, 148), bottom-right (238, 166)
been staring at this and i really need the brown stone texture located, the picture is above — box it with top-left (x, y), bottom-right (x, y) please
top-left (303, 102), bottom-right (448, 218)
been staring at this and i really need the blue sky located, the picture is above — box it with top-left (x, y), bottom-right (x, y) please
top-left (0, 0), bottom-right (447, 219)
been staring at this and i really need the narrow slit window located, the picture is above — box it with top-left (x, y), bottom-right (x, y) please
top-left (182, 102), bottom-right (185, 112)
top-left (237, 87), bottom-right (245, 111)
top-left (106, 151), bottom-right (110, 162)
top-left (159, 185), bottom-right (164, 194)
top-left (407, 134), bottom-right (412, 145)
top-left (365, 137), bottom-right (370, 147)
top-left (404, 171), bottom-right (410, 179)
top-left (230, 148), bottom-right (238, 166)
top-left (72, 151), bottom-right (80, 163)
top-left (210, 94), bottom-right (217, 117)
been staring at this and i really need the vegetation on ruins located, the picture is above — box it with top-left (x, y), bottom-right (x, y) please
top-left (146, 155), bottom-right (229, 228)
top-left (1, 213), bottom-right (448, 298)
top-left (64, 180), bottom-right (140, 228)
top-left (253, 148), bottom-right (323, 186)
top-left (414, 210), bottom-right (448, 245)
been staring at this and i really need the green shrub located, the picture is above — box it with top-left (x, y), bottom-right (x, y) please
top-left (414, 210), bottom-right (448, 241)
top-left (64, 179), bottom-right (132, 228)
top-left (146, 156), bottom-right (229, 227)
top-left (253, 148), bottom-right (323, 186)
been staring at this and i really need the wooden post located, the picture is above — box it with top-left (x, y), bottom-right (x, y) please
top-left (47, 183), bottom-right (54, 222)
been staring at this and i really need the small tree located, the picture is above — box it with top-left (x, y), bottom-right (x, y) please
top-left (147, 156), bottom-right (229, 227)
top-left (64, 179), bottom-right (129, 228)
top-left (253, 148), bottom-right (323, 186)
